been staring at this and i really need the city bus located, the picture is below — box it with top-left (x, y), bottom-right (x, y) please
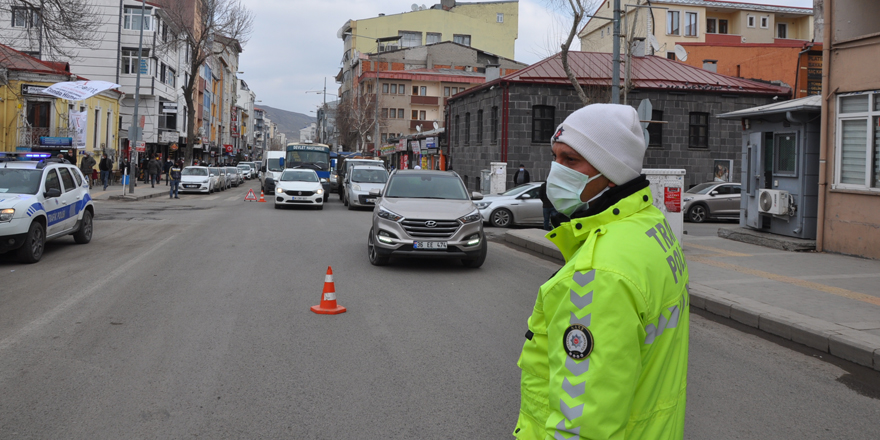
top-left (285, 143), bottom-right (331, 201)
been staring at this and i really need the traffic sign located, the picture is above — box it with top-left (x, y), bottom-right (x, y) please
top-left (135, 141), bottom-right (146, 152)
top-left (224, 144), bottom-right (233, 153)
top-left (244, 189), bottom-right (258, 201)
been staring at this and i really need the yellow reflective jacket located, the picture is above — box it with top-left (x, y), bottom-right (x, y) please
top-left (514, 184), bottom-right (690, 440)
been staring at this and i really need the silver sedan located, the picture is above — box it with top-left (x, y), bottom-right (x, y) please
top-left (475, 182), bottom-right (544, 228)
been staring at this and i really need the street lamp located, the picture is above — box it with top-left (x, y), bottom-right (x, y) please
top-left (307, 80), bottom-right (338, 145)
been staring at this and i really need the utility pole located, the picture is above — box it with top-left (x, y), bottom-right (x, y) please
top-left (611, 0), bottom-right (621, 104)
top-left (128, 0), bottom-right (147, 194)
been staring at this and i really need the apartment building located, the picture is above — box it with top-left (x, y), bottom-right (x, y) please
top-left (237, 79), bottom-right (257, 158)
top-left (579, 0), bottom-right (814, 91)
top-left (337, 0), bottom-right (519, 100)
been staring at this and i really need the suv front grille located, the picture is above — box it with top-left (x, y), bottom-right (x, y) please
top-left (401, 218), bottom-right (460, 238)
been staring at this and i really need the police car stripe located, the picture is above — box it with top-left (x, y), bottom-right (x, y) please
top-left (562, 377), bottom-right (585, 398)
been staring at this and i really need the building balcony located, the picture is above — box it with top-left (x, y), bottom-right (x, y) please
top-left (411, 95), bottom-right (438, 106)
top-left (409, 120), bottom-right (430, 131)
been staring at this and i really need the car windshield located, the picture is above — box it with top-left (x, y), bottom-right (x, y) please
top-left (182, 168), bottom-right (208, 176)
top-left (500, 184), bottom-right (533, 196)
top-left (384, 174), bottom-right (468, 199)
top-left (280, 170), bottom-right (318, 182)
top-left (351, 168), bottom-right (388, 183)
top-left (209, 169), bottom-right (218, 176)
top-left (267, 158), bottom-right (283, 172)
top-left (686, 183), bottom-right (718, 194)
top-left (0, 168), bottom-right (42, 195)
top-left (237, 165), bottom-right (249, 170)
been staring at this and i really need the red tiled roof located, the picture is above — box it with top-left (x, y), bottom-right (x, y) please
top-left (486, 51), bottom-right (789, 95)
top-left (0, 44), bottom-right (70, 75)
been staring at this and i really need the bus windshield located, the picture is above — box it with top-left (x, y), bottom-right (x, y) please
top-left (286, 150), bottom-right (329, 171)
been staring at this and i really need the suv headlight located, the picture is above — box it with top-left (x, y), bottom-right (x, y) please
top-left (377, 207), bottom-right (403, 222)
top-left (458, 209), bottom-right (481, 224)
top-left (0, 208), bottom-right (14, 222)
top-left (474, 201), bottom-right (491, 210)
top-left (276, 187), bottom-right (283, 194)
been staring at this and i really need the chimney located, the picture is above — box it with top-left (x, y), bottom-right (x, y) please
top-left (703, 59), bottom-right (718, 73)
top-left (485, 64), bottom-right (501, 82)
top-left (441, 0), bottom-right (455, 11)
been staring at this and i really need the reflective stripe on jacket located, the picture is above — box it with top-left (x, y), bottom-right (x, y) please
top-left (514, 186), bottom-right (690, 440)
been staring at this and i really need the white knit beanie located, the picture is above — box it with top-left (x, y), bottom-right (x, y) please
top-left (551, 104), bottom-right (646, 185)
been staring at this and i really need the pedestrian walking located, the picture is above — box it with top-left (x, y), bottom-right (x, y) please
top-left (513, 104), bottom-right (690, 440)
top-left (147, 156), bottom-right (162, 188)
top-left (99, 153), bottom-right (113, 190)
top-left (538, 182), bottom-right (557, 231)
top-left (513, 164), bottom-right (531, 185)
top-left (164, 158), bottom-right (173, 186)
top-left (79, 152), bottom-right (96, 189)
top-left (169, 160), bottom-right (182, 199)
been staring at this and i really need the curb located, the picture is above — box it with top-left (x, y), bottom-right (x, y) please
top-left (503, 230), bottom-right (880, 372)
top-left (107, 191), bottom-right (167, 202)
top-left (717, 227), bottom-right (816, 252)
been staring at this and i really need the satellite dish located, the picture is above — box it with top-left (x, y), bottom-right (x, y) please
top-left (421, 4), bottom-right (428, 10)
top-left (647, 34), bottom-right (660, 52)
top-left (411, 3), bottom-right (419, 11)
top-left (433, 121), bottom-right (439, 130)
top-left (416, 125), bottom-right (422, 132)
top-left (674, 44), bottom-right (688, 62)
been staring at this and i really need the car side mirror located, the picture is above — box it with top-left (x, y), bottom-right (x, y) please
top-left (709, 191), bottom-right (718, 196)
top-left (44, 187), bottom-right (62, 198)
top-left (519, 193), bottom-right (532, 199)
top-left (261, 166), bottom-right (266, 172)
top-left (369, 188), bottom-right (381, 197)
top-left (471, 192), bottom-right (484, 201)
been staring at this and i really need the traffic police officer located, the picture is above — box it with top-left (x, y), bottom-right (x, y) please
top-left (514, 104), bottom-right (690, 439)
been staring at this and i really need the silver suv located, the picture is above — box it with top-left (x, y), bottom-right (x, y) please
top-left (368, 170), bottom-right (487, 268)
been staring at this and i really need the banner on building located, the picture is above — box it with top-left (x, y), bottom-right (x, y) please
top-left (397, 139), bottom-right (407, 152)
top-left (230, 106), bottom-right (240, 138)
top-left (69, 111), bottom-right (88, 149)
top-left (410, 140), bottom-right (420, 153)
top-left (43, 80), bottom-right (121, 101)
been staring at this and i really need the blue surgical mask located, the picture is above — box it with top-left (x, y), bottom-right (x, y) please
top-left (546, 161), bottom-right (605, 217)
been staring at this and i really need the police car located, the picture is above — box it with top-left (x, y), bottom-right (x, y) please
top-left (0, 158), bottom-right (95, 263)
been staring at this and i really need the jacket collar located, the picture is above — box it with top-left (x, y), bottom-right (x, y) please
top-left (545, 175), bottom-right (652, 262)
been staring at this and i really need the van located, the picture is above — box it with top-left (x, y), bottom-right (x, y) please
top-left (336, 158), bottom-right (385, 200)
top-left (260, 151), bottom-right (285, 194)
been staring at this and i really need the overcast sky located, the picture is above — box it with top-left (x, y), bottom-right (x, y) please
top-left (238, 0), bottom-right (813, 117)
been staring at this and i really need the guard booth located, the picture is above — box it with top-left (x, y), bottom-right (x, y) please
top-left (717, 96), bottom-right (822, 239)
top-left (643, 169), bottom-right (686, 241)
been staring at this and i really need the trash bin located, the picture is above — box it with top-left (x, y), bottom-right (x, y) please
top-left (642, 169), bottom-right (685, 241)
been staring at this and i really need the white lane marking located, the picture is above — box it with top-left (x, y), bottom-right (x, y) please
top-left (0, 234), bottom-right (181, 351)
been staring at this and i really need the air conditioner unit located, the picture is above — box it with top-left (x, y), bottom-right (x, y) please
top-left (758, 189), bottom-right (790, 215)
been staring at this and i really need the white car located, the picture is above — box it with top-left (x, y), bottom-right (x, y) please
top-left (344, 165), bottom-right (388, 210)
top-left (208, 167), bottom-right (225, 191)
top-left (237, 164), bottom-right (252, 180)
top-left (476, 182), bottom-right (544, 228)
top-left (179, 166), bottom-right (214, 193)
top-left (274, 169), bottom-right (324, 210)
top-left (0, 159), bottom-right (95, 263)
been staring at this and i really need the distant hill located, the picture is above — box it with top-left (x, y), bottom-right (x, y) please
top-left (258, 105), bottom-right (315, 142)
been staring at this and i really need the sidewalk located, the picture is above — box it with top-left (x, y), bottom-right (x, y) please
top-left (504, 228), bottom-right (880, 371)
top-left (90, 181), bottom-right (173, 201)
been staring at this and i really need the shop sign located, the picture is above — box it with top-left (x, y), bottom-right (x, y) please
top-left (21, 84), bottom-right (48, 95)
top-left (410, 140), bottom-right (420, 153)
top-left (380, 145), bottom-right (396, 156)
top-left (170, 143), bottom-right (179, 151)
top-left (39, 137), bottom-right (73, 146)
top-left (224, 144), bottom-right (233, 153)
top-left (397, 139), bottom-right (407, 152)
top-left (134, 141), bottom-right (146, 152)
top-left (425, 137), bottom-right (437, 149)
top-left (161, 102), bottom-right (178, 113)
top-left (159, 131), bottom-right (179, 143)
top-left (230, 107), bottom-right (240, 138)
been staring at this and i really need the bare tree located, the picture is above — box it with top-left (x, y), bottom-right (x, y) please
top-left (0, 0), bottom-right (103, 60)
top-left (336, 91), bottom-right (383, 153)
top-left (545, 0), bottom-right (602, 106)
top-left (155, 0), bottom-right (254, 165)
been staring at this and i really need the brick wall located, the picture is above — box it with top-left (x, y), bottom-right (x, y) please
top-left (447, 84), bottom-right (776, 192)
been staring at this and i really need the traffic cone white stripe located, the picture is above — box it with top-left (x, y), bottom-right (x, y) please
top-left (325, 275), bottom-right (333, 283)
top-left (323, 291), bottom-right (336, 301)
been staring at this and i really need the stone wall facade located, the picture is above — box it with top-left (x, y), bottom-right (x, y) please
top-left (446, 83), bottom-right (777, 192)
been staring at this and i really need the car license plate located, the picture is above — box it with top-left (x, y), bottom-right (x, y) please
top-left (365, 198), bottom-right (376, 203)
top-left (413, 241), bottom-right (447, 250)
top-left (293, 196), bottom-right (310, 201)
top-left (184, 184), bottom-right (197, 188)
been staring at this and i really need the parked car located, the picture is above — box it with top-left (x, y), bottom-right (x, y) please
top-left (368, 170), bottom-right (486, 268)
top-left (337, 158), bottom-right (385, 200)
top-left (237, 164), bottom-right (252, 180)
top-left (274, 169), bottom-right (325, 210)
top-left (0, 159), bottom-right (95, 263)
top-left (475, 182), bottom-right (544, 228)
top-left (344, 165), bottom-right (389, 210)
top-left (208, 167), bottom-right (225, 191)
top-left (179, 166), bottom-right (214, 194)
top-left (682, 182), bottom-right (742, 223)
top-left (226, 167), bottom-right (242, 186)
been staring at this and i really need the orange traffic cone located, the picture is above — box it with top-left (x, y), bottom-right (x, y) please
top-left (311, 266), bottom-right (346, 315)
top-left (258, 189), bottom-right (267, 202)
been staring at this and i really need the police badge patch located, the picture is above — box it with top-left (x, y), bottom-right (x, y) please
top-left (563, 324), bottom-right (594, 360)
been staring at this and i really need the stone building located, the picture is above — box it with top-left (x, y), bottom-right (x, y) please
top-left (445, 51), bottom-right (789, 191)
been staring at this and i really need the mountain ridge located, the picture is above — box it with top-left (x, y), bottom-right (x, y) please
top-left (258, 105), bottom-right (315, 142)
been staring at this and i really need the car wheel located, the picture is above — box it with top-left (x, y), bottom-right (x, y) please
top-left (17, 221), bottom-right (45, 264)
top-left (688, 204), bottom-right (709, 223)
top-left (73, 210), bottom-right (93, 244)
top-left (367, 228), bottom-right (389, 266)
top-left (461, 242), bottom-right (487, 268)
top-left (490, 208), bottom-right (513, 228)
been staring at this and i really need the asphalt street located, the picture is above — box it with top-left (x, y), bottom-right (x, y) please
top-left (0, 181), bottom-right (877, 439)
